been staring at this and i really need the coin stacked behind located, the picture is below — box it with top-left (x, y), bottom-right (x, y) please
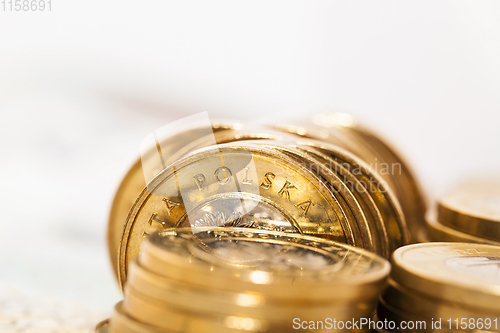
top-left (425, 181), bottom-right (500, 246)
top-left (377, 242), bottom-right (500, 333)
top-left (102, 227), bottom-right (390, 333)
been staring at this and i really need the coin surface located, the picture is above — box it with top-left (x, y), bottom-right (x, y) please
top-left (391, 242), bottom-right (500, 313)
top-left (139, 227), bottom-right (390, 301)
top-left (118, 143), bottom-right (359, 287)
top-left (438, 181), bottom-right (500, 242)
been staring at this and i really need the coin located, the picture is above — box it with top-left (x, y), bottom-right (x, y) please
top-left (438, 181), bottom-right (500, 242)
top-left (110, 302), bottom-right (170, 333)
top-left (382, 279), bottom-right (500, 328)
top-left (391, 242), bottom-right (500, 313)
top-left (139, 227), bottom-right (390, 301)
top-left (426, 212), bottom-right (500, 246)
top-left (118, 143), bottom-right (358, 288)
top-left (126, 262), bottom-right (373, 321)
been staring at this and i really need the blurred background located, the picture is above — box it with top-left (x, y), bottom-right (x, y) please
top-left (1, 0), bottom-right (500, 328)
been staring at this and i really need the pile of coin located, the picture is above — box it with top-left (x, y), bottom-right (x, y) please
top-left (109, 112), bottom-right (427, 290)
top-left (425, 181), bottom-right (500, 246)
top-left (97, 227), bottom-right (390, 333)
top-left (377, 242), bottom-right (500, 333)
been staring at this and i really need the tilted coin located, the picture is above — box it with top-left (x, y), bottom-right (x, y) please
top-left (118, 143), bottom-right (358, 288)
top-left (139, 227), bottom-right (390, 302)
top-left (108, 122), bottom-right (240, 279)
top-left (426, 212), bottom-right (500, 246)
top-left (126, 262), bottom-right (373, 321)
top-left (438, 181), bottom-right (500, 242)
top-left (391, 242), bottom-right (500, 314)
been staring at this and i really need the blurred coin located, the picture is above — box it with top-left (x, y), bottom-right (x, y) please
top-left (391, 242), bottom-right (500, 314)
top-left (426, 212), bottom-right (500, 246)
top-left (110, 302), bottom-right (171, 333)
top-left (438, 181), bottom-right (500, 242)
top-left (382, 279), bottom-right (500, 329)
top-left (139, 227), bottom-right (390, 301)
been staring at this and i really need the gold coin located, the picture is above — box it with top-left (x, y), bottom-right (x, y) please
top-left (108, 122), bottom-right (240, 279)
top-left (382, 279), bottom-right (500, 329)
top-left (391, 242), bottom-right (500, 314)
top-left (438, 181), bottom-right (500, 242)
top-left (426, 212), bottom-right (500, 246)
top-left (118, 143), bottom-right (358, 288)
top-left (110, 302), bottom-right (173, 333)
top-left (126, 262), bottom-right (374, 321)
top-left (139, 227), bottom-right (390, 301)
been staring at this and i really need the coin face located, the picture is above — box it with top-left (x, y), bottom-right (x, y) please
top-left (391, 242), bottom-right (500, 313)
top-left (438, 181), bottom-right (500, 241)
top-left (139, 227), bottom-right (390, 301)
top-left (118, 143), bottom-right (354, 288)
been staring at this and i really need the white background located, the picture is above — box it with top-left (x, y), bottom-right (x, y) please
top-left (1, 0), bottom-right (499, 324)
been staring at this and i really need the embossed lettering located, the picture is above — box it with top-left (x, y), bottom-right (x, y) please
top-left (260, 172), bottom-right (276, 189)
top-left (163, 198), bottom-right (180, 215)
top-left (242, 167), bottom-right (253, 185)
top-left (148, 212), bottom-right (168, 228)
top-left (278, 180), bottom-right (297, 200)
top-left (193, 174), bottom-right (206, 190)
top-left (295, 199), bottom-right (313, 217)
top-left (214, 167), bottom-right (232, 184)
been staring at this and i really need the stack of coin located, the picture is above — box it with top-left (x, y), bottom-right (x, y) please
top-left (110, 114), bottom-right (424, 289)
top-left (98, 227), bottom-right (390, 333)
top-left (425, 181), bottom-right (500, 246)
top-left (377, 242), bottom-right (500, 333)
